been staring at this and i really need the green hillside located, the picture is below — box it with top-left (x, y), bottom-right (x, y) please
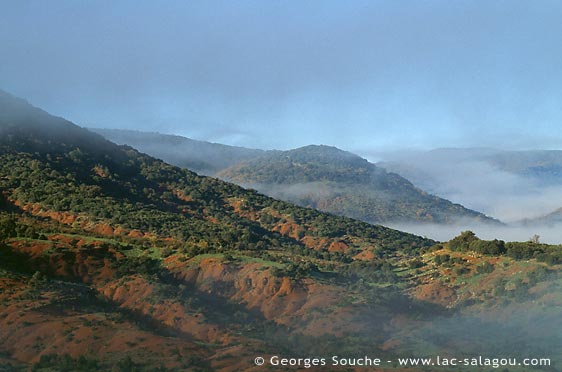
top-left (218, 145), bottom-right (500, 225)
top-left (94, 129), bottom-right (500, 226)
top-left (1, 90), bottom-right (561, 371)
top-left (0, 89), bottom-right (436, 370)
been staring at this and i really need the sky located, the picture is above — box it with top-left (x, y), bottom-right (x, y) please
top-left (1, 0), bottom-right (562, 151)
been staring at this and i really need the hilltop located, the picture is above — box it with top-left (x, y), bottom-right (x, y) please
top-left (94, 129), bottom-right (500, 226)
top-left (218, 145), bottom-right (499, 225)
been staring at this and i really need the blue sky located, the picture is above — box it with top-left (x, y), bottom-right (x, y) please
top-left (1, 0), bottom-right (562, 151)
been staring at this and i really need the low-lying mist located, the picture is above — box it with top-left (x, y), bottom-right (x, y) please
top-left (363, 149), bottom-right (562, 224)
top-left (405, 306), bottom-right (562, 367)
top-left (388, 220), bottom-right (562, 245)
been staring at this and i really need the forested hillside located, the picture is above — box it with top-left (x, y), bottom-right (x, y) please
top-left (1, 90), bottom-right (561, 371)
top-left (218, 145), bottom-right (499, 225)
top-left (0, 90), bottom-right (432, 370)
top-left (95, 130), bottom-right (500, 226)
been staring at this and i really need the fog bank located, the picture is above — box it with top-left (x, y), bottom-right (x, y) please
top-left (388, 221), bottom-right (562, 245)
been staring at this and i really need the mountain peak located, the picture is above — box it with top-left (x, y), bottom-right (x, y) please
top-left (0, 88), bottom-right (41, 119)
top-left (0, 89), bottom-right (113, 154)
top-left (278, 144), bottom-right (369, 169)
top-left (288, 144), bottom-right (361, 157)
top-left (217, 143), bottom-right (499, 225)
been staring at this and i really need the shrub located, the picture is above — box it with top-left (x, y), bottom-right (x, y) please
top-left (448, 231), bottom-right (477, 252)
top-left (469, 239), bottom-right (506, 255)
top-left (476, 262), bottom-right (494, 274)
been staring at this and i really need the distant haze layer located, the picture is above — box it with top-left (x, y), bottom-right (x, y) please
top-left (372, 148), bottom-right (562, 222)
top-left (372, 148), bottom-right (562, 243)
top-left (2, 1), bottom-right (562, 151)
top-left (388, 221), bottom-right (562, 245)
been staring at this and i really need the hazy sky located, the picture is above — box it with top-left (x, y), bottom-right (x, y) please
top-left (1, 1), bottom-right (562, 151)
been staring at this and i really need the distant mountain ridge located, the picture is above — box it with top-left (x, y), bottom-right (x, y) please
top-left (0, 88), bottom-right (436, 369)
top-left (378, 147), bottom-right (562, 222)
top-left (3, 89), bottom-right (562, 371)
top-left (380, 147), bottom-right (562, 188)
top-left (218, 145), bottom-right (500, 225)
top-left (518, 207), bottom-right (562, 227)
top-left (94, 129), bottom-right (500, 225)
top-left (89, 128), bottom-right (265, 175)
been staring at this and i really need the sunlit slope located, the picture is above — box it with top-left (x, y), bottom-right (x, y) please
top-left (1, 90), bottom-right (561, 371)
top-left (219, 145), bottom-right (500, 225)
top-left (0, 89), bottom-right (438, 370)
top-left (92, 128), bottom-right (500, 226)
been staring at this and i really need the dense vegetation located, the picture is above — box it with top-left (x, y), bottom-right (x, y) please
top-left (444, 230), bottom-right (562, 264)
top-left (217, 145), bottom-right (499, 225)
top-left (2, 90), bottom-right (562, 371)
top-left (0, 91), bottom-right (431, 257)
top-left (93, 129), bottom-right (501, 225)
top-left (0, 90), bottom-right (439, 369)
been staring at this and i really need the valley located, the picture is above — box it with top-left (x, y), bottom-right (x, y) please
top-left (1, 91), bottom-right (561, 371)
